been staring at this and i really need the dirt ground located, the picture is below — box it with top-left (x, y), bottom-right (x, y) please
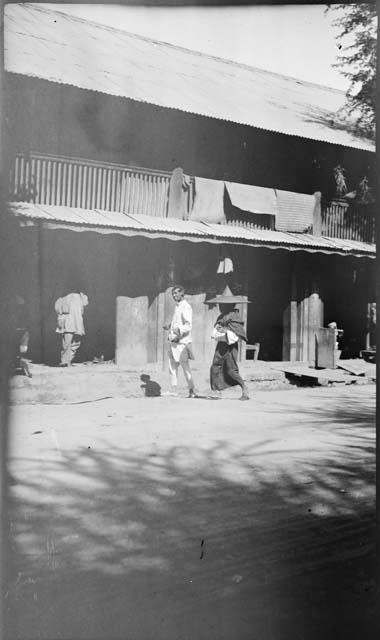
top-left (5, 384), bottom-right (377, 640)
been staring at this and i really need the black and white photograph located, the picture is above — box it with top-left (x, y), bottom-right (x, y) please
top-left (1, 2), bottom-right (377, 638)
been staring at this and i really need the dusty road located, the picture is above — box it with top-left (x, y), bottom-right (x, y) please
top-left (6, 385), bottom-right (376, 640)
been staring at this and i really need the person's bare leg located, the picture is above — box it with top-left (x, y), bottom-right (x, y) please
top-left (182, 360), bottom-right (197, 397)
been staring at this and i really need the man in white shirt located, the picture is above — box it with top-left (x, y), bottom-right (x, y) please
top-left (164, 285), bottom-right (197, 397)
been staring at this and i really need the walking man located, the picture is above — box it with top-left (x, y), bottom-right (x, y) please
top-left (164, 285), bottom-right (197, 397)
top-left (55, 288), bottom-right (88, 366)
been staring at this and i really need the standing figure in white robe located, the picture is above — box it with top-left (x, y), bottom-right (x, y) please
top-left (164, 285), bottom-right (197, 397)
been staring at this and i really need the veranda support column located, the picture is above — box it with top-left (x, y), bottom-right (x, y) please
top-left (116, 295), bottom-right (148, 367)
top-left (152, 257), bottom-right (178, 371)
top-left (296, 278), bottom-right (323, 363)
top-left (115, 239), bottom-right (149, 367)
top-left (282, 271), bottom-right (298, 361)
top-left (283, 264), bottom-right (323, 362)
top-left (307, 283), bottom-right (324, 363)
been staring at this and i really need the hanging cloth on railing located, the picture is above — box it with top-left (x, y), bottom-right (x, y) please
top-left (189, 176), bottom-right (226, 223)
top-left (275, 189), bottom-right (316, 232)
top-left (224, 182), bottom-right (277, 215)
top-left (168, 167), bottom-right (188, 219)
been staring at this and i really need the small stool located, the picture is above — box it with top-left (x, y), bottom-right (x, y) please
top-left (246, 343), bottom-right (260, 361)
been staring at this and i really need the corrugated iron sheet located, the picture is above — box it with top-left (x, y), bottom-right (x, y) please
top-left (275, 190), bottom-right (316, 232)
top-left (9, 202), bottom-right (375, 258)
top-left (4, 4), bottom-right (374, 152)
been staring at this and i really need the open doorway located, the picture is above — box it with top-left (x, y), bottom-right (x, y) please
top-left (246, 249), bottom-right (291, 361)
top-left (321, 255), bottom-right (373, 359)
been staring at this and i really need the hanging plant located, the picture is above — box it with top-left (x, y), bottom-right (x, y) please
top-left (333, 165), bottom-right (348, 197)
top-left (357, 176), bottom-right (373, 203)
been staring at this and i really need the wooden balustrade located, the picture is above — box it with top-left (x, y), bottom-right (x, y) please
top-left (9, 152), bottom-right (177, 218)
top-left (8, 154), bottom-right (376, 242)
top-left (321, 200), bottom-right (375, 244)
top-left (226, 212), bottom-right (275, 231)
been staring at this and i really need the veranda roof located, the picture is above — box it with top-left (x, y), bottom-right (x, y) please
top-left (10, 202), bottom-right (375, 259)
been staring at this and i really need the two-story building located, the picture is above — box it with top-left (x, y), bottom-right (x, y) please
top-left (4, 4), bottom-right (376, 368)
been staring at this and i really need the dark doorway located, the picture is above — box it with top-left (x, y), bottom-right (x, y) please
top-left (320, 255), bottom-right (373, 358)
top-left (246, 250), bottom-right (291, 361)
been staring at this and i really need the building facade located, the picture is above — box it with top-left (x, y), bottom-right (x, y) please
top-left (4, 4), bottom-right (376, 368)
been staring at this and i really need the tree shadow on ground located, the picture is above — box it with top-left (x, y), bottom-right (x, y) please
top-left (256, 388), bottom-right (376, 430)
top-left (5, 395), bottom-right (377, 640)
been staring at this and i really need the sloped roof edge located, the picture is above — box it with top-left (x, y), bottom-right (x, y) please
top-left (4, 3), bottom-right (375, 152)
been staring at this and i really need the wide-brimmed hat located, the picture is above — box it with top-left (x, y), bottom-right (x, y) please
top-left (206, 285), bottom-right (251, 304)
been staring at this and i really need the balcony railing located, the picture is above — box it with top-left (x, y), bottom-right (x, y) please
top-left (9, 152), bottom-right (193, 218)
top-left (322, 200), bottom-right (375, 244)
top-left (226, 211), bottom-right (275, 231)
top-left (9, 153), bottom-right (376, 243)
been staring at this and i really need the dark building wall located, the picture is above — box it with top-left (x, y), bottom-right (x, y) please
top-left (246, 249), bottom-right (293, 361)
top-left (6, 74), bottom-right (375, 199)
top-left (16, 226), bottom-right (118, 364)
top-left (318, 253), bottom-right (375, 357)
top-left (281, 250), bottom-right (375, 361)
top-left (245, 247), bottom-right (375, 362)
top-left (14, 226), bottom-right (248, 367)
top-left (13, 222), bottom-right (375, 365)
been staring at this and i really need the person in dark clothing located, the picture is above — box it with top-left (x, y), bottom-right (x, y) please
top-left (210, 303), bottom-right (250, 400)
top-left (13, 295), bottom-right (32, 378)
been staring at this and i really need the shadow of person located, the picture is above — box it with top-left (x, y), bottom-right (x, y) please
top-left (140, 374), bottom-right (161, 397)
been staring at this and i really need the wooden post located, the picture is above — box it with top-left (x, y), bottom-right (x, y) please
top-left (115, 240), bottom-right (149, 367)
top-left (38, 222), bottom-right (45, 363)
top-left (161, 257), bottom-right (177, 371)
top-left (167, 167), bottom-right (186, 219)
top-left (312, 191), bottom-right (322, 236)
top-left (162, 287), bottom-right (173, 372)
top-left (236, 299), bottom-right (248, 363)
top-left (366, 302), bottom-right (371, 350)
top-left (298, 278), bottom-right (324, 363)
top-left (366, 301), bottom-right (376, 350)
top-left (282, 269), bottom-right (297, 362)
top-left (239, 248), bottom-right (250, 362)
top-left (283, 262), bottom-right (323, 363)
top-left (299, 292), bottom-right (309, 361)
top-left (116, 295), bottom-right (148, 367)
top-left (156, 289), bottom-right (166, 365)
top-left (308, 282), bottom-right (324, 362)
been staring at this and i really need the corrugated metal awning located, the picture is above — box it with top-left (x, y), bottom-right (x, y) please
top-left (10, 202), bottom-right (375, 259)
top-left (4, 4), bottom-right (375, 151)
